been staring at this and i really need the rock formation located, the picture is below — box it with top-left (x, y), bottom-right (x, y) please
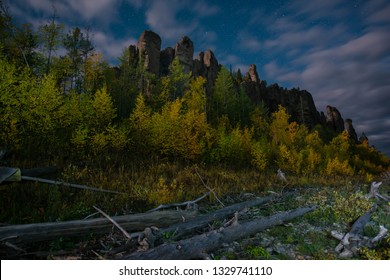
top-left (125, 30), bottom-right (364, 138)
top-left (264, 85), bottom-right (321, 128)
top-left (344, 119), bottom-right (358, 142)
top-left (174, 36), bottom-right (194, 74)
top-left (128, 45), bottom-right (138, 70)
top-left (136, 30), bottom-right (161, 76)
top-left (326, 105), bottom-right (344, 133)
top-left (359, 133), bottom-right (369, 145)
top-left (193, 50), bottom-right (220, 95)
top-left (242, 64), bottom-right (262, 104)
top-left (160, 47), bottom-right (175, 76)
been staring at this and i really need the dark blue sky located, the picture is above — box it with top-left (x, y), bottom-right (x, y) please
top-left (8, 0), bottom-right (390, 157)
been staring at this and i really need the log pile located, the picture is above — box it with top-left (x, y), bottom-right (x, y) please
top-left (0, 191), bottom-right (318, 259)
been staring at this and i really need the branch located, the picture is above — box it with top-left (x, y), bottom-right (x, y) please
top-left (195, 169), bottom-right (224, 207)
top-left (147, 192), bottom-right (209, 213)
top-left (21, 176), bottom-right (124, 195)
top-left (93, 206), bottom-right (132, 240)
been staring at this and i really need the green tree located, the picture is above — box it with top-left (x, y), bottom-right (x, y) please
top-left (38, 7), bottom-right (64, 74)
top-left (63, 27), bottom-right (94, 92)
top-left (211, 66), bottom-right (238, 124)
top-left (159, 57), bottom-right (191, 105)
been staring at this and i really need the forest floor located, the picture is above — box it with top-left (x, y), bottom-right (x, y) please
top-left (1, 161), bottom-right (389, 260)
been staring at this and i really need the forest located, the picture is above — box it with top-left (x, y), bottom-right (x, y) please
top-left (1, 2), bottom-right (389, 260)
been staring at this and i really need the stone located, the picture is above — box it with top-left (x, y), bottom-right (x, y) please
top-left (174, 36), bottom-right (194, 74)
top-left (326, 105), bottom-right (344, 133)
top-left (264, 84), bottom-right (321, 128)
top-left (243, 64), bottom-right (262, 104)
top-left (160, 47), bottom-right (175, 76)
top-left (359, 132), bottom-right (369, 145)
top-left (193, 49), bottom-right (220, 95)
top-left (128, 45), bottom-right (138, 70)
top-left (344, 119), bottom-right (358, 142)
top-left (137, 30), bottom-right (161, 76)
top-left (246, 64), bottom-right (260, 83)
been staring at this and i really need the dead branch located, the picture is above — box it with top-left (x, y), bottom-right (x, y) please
top-left (147, 192), bottom-right (209, 213)
top-left (195, 168), bottom-right (224, 207)
top-left (93, 206), bottom-right (131, 240)
top-left (121, 206), bottom-right (315, 259)
top-left (21, 176), bottom-right (124, 195)
top-left (367, 181), bottom-right (390, 202)
top-left (331, 206), bottom-right (388, 258)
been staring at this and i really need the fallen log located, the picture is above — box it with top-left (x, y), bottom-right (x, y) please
top-left (21, 167), bottom-right (59, 177)
top-left (161, 194), bottom-right (276, 240)
top-left (331, 206), bottom-right (388, 258)
top-left (121, 206), bottom-right (315, 259)
top-left (107, 195), bottom-right (276, 256)
top-left (0, 210), bottom-right (197, 245)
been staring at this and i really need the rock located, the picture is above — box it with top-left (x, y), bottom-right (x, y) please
top-left (137, 30), bottom-right (161, 76)
top-left (326, 105), bottom-right (344, 133)
top-left (128, 45), bottom-right (138, 70)
top-left (344, 119), bottom-right (358, 142)
top-left (359, 132), bottom-right (369, 145)
top-left (193, 49), bottom-right (220, 95)
top-left (174, 36), bottom-right (194, 74)
top-left (246, 64), bottom-right (260, 83)
top-left (264, 85), bottom-right (321, 128)
top-left (160, 47), bottom-right (175, 76)
top-left (243, 64), bottom-right (262, 104)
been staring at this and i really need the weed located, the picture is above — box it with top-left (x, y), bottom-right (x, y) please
top-left (246, 245), bottom-right (271, 259)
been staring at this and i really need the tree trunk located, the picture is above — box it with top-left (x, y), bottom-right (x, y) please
top-left (162, 195), bottom-right (276, 240)
top-left (122, 206), bottom-right (315, 259)
top-left (0, 210), bottom-right (197, 245)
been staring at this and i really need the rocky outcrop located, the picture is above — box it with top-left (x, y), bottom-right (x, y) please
top-left (174, 36), bottom-right (194, 74)
top-left (246, 64), bottom-right (260, 84)
top-left (326, 105), bottom-right (344, 133)
top-left (193, 49), bottom-right (220, 95)
top-left (344, 119), bottom-right (358, 142)
top-left (265, 85), bottom-right (321, 128)
top-left (242, 64), bottom-right (262, 104)
top-left (128, 45), bottom-right (138, 70)
top-left (160, 47), bottom-right (175, 76)
top-left (136, 30), bottom-right (161, 76)
top-left (125, 30), bottom-right (364, 137)
top-left (359, 133), bottom-right (369, 145)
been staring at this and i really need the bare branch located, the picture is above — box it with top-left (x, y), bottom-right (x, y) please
top-left (195, 168), bottom-right (224, 207)
top-left (93, 206), bottom-right (132, 240)
top-left (147, 192), bottom-right (209, 213)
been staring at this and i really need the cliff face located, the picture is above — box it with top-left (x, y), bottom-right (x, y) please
top-left (127, 30), bottom-right (361, 135)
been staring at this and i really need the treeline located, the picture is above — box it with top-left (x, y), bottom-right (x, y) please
top-left (0, 4), bottom-right (388, 176)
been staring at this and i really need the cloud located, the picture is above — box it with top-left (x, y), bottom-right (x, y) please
top-left (192, 1), bottom-right (220, 17)
top-left (93, 31), bottom-right (137, 63)
top-left (237, 31), bottom-right (262, 52)
top-left (288, 0), bottom-right (349, 20)
top-left (10, 0), bottom-right (121, 24)
top-left (145, 0), bottom-right (196, 42)
top-left (65, 0), bottom-right (120, 21)
top-left (254, 1), bottom-right (390, 155)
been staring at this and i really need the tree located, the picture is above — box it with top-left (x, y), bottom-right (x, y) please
top-left (159, 57), bottom-right (191, 104)
top-left (106, 48), bottom-right (138, 118)
top-left (211, 66), bottom-right (238, 124)
top-left (63, 27), bottom-right (94, 92)
top-left (38, 5), bottom-right (64, 74)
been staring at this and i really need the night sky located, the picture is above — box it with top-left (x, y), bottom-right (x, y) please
top-left (8, 0), bottom-right (390, 157)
